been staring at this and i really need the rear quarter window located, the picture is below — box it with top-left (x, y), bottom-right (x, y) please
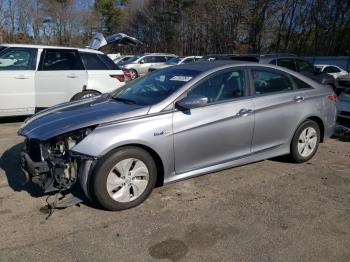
top-left (292, 76), bottom-right (313, 90)
top-left (98, 54), bottom-right (121, 70)
top-left (80, 52), bottom-right (108, 70)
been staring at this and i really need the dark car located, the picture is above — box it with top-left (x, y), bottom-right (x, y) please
top-left (336, 74), bottom-right (350, 95)
top-left (198, 54), bottom-right (237, 61)
top-left (229, 54), bottom-right (336, 88)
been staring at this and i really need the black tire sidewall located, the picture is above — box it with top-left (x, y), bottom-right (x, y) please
top-left (91, 147), bottom-right (157, 211)
top-left (129, 69), bottom-right (138, 79)
top-left (72, 90), bottom-right (100, 101)
top-left (291, 120), bottom-right (320, 163)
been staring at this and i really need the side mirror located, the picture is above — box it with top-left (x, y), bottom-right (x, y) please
top-left (175, 95), bottom-right (208, 110)
top-left (140, 60), bottom-right (145, 64)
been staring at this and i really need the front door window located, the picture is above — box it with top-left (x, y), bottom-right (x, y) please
top-left (0, 47), bottom-right (37, 71)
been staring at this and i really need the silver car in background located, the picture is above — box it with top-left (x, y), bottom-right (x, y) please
top-left (148, 56), bottom-right (202, 72)
top-left (120, 53), bottom-right (176, 79)
top-left (19, 61), bottom-right (337, 211)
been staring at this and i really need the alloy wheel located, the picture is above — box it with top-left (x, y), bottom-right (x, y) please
top-left (297, 127), bottom-right (318, 158)
top-left (106, 158), bottom-right (149, 203)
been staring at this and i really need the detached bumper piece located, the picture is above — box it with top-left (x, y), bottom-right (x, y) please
top-left (20, 152), bottom-right (56, 193)
top-left (21, 138), bottom-right (78, 194)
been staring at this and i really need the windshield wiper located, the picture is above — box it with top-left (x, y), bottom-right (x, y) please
top-left (111, 97), bottom-right (138, 105)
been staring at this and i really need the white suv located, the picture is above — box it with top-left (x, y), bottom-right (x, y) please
top-left (0, 44), bottom-right (126, 117)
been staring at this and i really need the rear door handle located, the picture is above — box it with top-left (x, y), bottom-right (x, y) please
top-left (236, 108), bottom-right (253, 117)
top-left (294, 96), bottom-right (304, 103)
top-left (15, 75), bottom-right (29, 79)
top-left (67, 74), bottom-right (79, 78)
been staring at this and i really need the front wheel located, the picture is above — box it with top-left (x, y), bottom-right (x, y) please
top-left (91, 147), bottom-right (157, 211)
top-left (289, 120), bottom-right (320, 163)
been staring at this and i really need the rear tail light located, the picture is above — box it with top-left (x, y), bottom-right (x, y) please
top-left (326, 93), bottom-right (337, 102)
top-left (123, 71), bottom-right (131, 78)
top-left (110, 74), bottom-right (125, 82)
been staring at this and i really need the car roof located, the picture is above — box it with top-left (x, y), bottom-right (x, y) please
top-left (315, 64), bottom-right (338, 67)
top-left (143, 53), bottom-right (176, 56)
top-left (173, 61), bottom-right (256, 71)
top-left (0, 43), bottom-right (103, 54)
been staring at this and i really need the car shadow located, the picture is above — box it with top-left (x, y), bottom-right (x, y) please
top-left (0, 142), bottom-right (100, 209)
top-left (333, 124), bottom-right (350, 142)
top-left (0, 142), bottom-right (42, 197)
top-left (0, 116), bottom-right (28, 124)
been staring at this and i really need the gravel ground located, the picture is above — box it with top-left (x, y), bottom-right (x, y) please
top-left (0, 118), bottom-right (349, 262)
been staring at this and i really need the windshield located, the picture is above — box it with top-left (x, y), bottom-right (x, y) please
top-left (166, 56), bottom-right (183, 65)
top-left (112, 68), bottom-right (201, 105)
top-left (125, 55), bottom-right (141, 63)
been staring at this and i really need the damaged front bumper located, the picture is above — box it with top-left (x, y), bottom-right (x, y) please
top-left (20, 138), bottom-right (96, 199)
top-left (20, 151), bottom-right (51, 189)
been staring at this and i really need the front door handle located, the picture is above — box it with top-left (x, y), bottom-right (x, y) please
top-left (294, 96), bottom-right (304, 103)
top-left (236, 108), bottom-right (253, 117)
top-left (67, 74), bottom-right (79, 78)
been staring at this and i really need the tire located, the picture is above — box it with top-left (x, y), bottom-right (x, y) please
top-left (129, 69), bottom-right (138, 80)
top-left (72, 90), bottom-right (100, 101)
top-left (91, 147), bottom-right (157, 211)
top-left (289, 120), bottom-right (320, 163)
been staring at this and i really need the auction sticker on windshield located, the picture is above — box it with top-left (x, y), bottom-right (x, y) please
top-left (170, 76), bottom-right (193, 82)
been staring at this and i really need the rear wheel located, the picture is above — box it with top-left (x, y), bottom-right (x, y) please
top-left (72, 90), bottom-right (100, 101)
top-left (290, 120), bottom-right (320, 163)
top-left (129, 69), bottom-right (138, 80)
top-left (92, 147), bottom-right (157, 211)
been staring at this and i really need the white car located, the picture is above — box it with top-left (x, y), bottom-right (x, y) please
top-left (148, 56), bottom-right (202, 72)
top-left (113, 55), bottom-right (134, 66)
top-left (0, 33), bottom-right (142, 117)
top-left (315, 64), bottom-right (348, 79)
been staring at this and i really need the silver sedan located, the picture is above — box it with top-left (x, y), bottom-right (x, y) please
top-left (19, 61), bottom-right (337, 211)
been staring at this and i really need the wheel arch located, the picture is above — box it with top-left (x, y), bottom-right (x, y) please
top-left (306, 116), bottom-right (325, 143)
top-left (292, 116), bottom-right (325, 144)
top-left (97, 143), bottom-right (165, 188)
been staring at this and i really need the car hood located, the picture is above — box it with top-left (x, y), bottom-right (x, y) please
top-left (150, 64), bottom-right (172, 70)
top-left (18, 95), bottom-right (150, 141)
top-left (338, 74), bottom-right (350, 80)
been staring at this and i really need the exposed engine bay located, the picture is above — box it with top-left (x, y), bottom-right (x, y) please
top-left (21, 127), bottom-right (95, 194)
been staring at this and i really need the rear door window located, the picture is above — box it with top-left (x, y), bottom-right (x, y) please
top-left (252, 69), bottom-right (293, 95)
top-left (0, 47), bottom-right (37, 70)
top-left (277, 58), bottom-right (296, 71)
top-left (41, 49), bottom-right (84, 71)
top-left (142, 56), bottom-right (154, 63)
